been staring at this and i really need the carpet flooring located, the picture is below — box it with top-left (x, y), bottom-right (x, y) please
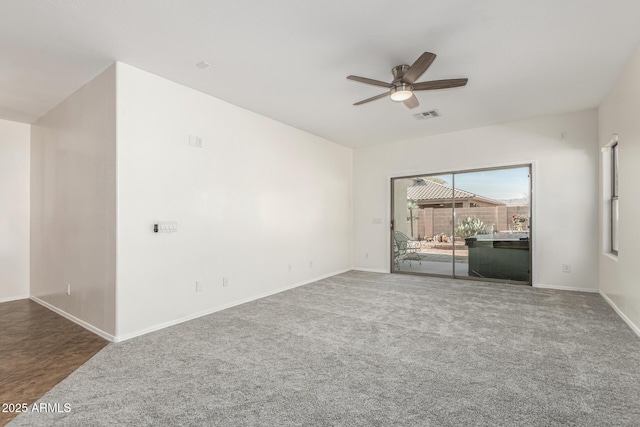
top-left (10, 271), bottom-right (640, 426)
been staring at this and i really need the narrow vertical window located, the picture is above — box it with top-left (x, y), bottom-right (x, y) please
top-left (611, 143), bottom-right (619, 255)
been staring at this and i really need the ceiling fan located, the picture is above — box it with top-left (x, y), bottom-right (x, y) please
top-left (347, 52), bottom-right (468, 109)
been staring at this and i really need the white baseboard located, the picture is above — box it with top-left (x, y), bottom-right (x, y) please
top-left (533, 283), bottom-right (599, 293)
top-left (0, 294), bottom-right (29, 303)
top-left (30, 296), bottom-right (116, 342)
top-left (351, 267), bottom-right (389, 274)
top-left (599, 290), bottom-right (640, 338)
top-left (115, 268), bottom-right (351, 343)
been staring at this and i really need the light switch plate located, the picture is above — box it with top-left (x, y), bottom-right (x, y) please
top-left (156, 221), bottom-right (178, 232)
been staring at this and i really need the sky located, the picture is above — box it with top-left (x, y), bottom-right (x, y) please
top-left (429, 167), bottom-right (529, 201)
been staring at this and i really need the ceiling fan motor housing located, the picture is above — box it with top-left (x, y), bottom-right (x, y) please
top-left (392, 64), bottom-right (410, 82)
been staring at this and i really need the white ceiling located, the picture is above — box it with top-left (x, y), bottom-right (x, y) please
top-left (2, 1), bottom-right (640, 148)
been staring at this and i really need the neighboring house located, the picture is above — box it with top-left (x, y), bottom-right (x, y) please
top-left (405, 179), bottom-right (523, 237)
top-left (408, 179), bottom-right (505, 209)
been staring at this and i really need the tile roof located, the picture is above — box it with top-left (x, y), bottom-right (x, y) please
top-left (407, 180), bottom-right (502, 205)
top-left (407, 180), bottom-right (474, 201)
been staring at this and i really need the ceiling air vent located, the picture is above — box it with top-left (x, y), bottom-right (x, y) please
top-left (413, 110), bottom-right (440, 121)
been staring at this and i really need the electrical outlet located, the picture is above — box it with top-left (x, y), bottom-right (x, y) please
top-left (562, 264), bottom-right (571, 273)
top-left (288, 264), bottom-right (292, 273)
top-left (66, 284), bottom-right (71, 296)
top-left (365, 253), bottom-right (369, 259)
top-left (196, 281), bottom-right (203, 292)
top-left (222, 277), bottom-right (229, 287)
top-left (309, 260), bottom-right (313, 268)
top-left (189, 135), bottom-right (203, 148)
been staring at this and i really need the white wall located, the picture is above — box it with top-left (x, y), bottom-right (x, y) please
top-left (598, 44), bottom-right (640, 334)
top-left (0, 119), bottom-right (30, 302)
top-left (115, 63), bottom-right (352, 339)
top-left (30, 65), bottom-right (116, 337)
top-left (353, 110), bottom-right (599, 291)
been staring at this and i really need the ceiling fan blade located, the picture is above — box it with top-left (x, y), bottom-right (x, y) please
top-left (413, 78), bottom-right (468, 91)
top-left (347, 75), bottom-right (393, 88)
top-left (403, 94), bottom-right (419, 109)
top-left (402, 52), bottom-right (436, 84)
top-left (353, 91), bottom-right (390, 106)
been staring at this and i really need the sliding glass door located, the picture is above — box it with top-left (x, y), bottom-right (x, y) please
top-left (392, 174), bottom-right (456, 276)
top-left (391, 165), bottom-right (531, 284)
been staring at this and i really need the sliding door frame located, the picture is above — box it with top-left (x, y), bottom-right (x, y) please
top-left (390, 163), bottom-right (533, 285)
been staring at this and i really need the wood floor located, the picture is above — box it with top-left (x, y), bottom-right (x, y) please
top-left (0, 299), bottom-right (107, 426)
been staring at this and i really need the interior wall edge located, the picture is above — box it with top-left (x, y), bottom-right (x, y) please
top-left (0, 295), bottom-right (30, 304)
top-left (596, 41), bottom-right (640, 336)
top-left (30, 296), bottom-right (115, 342)
top-left (351, 268), bottom-right (390, 274)
top-left (0, 118), bottom-right (30, 301)
top-left (113, 268), bottom-right (351, 343)
top-left (532, 283), bottom-right (599, 293)
top-left (599, 290), bottom-right (640, 338)
top-left (29, 63), bottom-right (117, 336)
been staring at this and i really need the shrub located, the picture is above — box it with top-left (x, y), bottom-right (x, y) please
top-left (455, 217), bottom-right (488, 238)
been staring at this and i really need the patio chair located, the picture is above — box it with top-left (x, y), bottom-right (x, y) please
top-left (393, 231), bottom-right (422, 270)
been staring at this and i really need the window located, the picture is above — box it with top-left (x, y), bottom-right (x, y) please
top-left (611, 143), bottom-right (619, 255)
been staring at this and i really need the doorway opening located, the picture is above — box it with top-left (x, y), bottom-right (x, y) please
top-left (391, 165), bottom-right (532, 284)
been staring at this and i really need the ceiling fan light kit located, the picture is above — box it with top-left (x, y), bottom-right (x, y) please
top-left (347, 52), bottom-right (468, 109)
top-left (390, 84), bottom-right (413, 102)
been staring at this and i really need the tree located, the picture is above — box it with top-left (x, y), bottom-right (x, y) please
top-left (424, 176), bottom-right (447, 185)
top-left (407, 200), bottom-right (418, 237)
